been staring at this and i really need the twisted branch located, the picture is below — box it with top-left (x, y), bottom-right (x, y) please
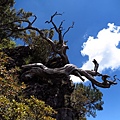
top-left (63, 22), bottom-right (74, 38)
top-left (9, 12), bottom-right (71, 64)
top-left (21, 59), bottom-right (117, 88)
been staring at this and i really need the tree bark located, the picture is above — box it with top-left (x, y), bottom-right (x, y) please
top-left (22, 62), bottom-right (117, 88)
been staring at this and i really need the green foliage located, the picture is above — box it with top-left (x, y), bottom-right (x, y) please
top-left (0, 1), bottom-right (105, 120)
top-left (0, 39), bottom-right (16, 49)
top-left (71, 83), bottom-right (104, 119)
top-left (20, 30), bottom-right (53, 63)
top-left (0, 1), bottom-right (56, 117)
top-left (0, 0), bottom-right (14, 7)
top-left (0, 0), bottom-right (33, 40)
top-left (0, 95), bottom-right (56, 120)
top-left (0, 43), bottom-right (56, 120)
top-left (0, 51), bottom-right (23, 99)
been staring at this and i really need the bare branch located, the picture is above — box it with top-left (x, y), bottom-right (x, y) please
top-left (113, 75), bottom-right (120, 82)
top-left (44, 12), bottom-right (70, 63)
top-left (21, 60), bottom-right (117, 88)
top-left (30, 15), bottom-right (37, 25)
top-left (45, 12), bottom-right (63, 33)
top-left (59, 20), bottom-right (65, 30)
top-left (0, 14), bottom-right (36, 29)
top-left (45, 12), bottom-right (65, 44)
top-left (3, 12), bottom-right (71, 64)
top-left (45, 12), bottom-right (62, 23)
top-left (16, 23), bottom-right (69, 64)
top-left (92, 59), bottom-right (99, 72)
top-left (0, 15), bottom-right (37, 39)
top-left (63, 22), bottom-right (74, 38)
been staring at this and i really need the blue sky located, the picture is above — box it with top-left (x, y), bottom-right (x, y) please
top-left (15, 0), bottom-right (120, 120)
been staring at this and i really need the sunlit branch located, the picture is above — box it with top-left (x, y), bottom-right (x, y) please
top-left (21, 59), bottom-right (117, 88)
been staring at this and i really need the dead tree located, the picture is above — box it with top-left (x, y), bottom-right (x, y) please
top-left (11, 12), bottom-right (74, 65)
top-left (21, 60), bottom-right (117, 88)
top-left (5, 11), bottom-right (117, 88)
top-left (6, 11), bottom-right (118, 120)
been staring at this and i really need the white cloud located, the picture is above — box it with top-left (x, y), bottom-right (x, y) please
top-left (70, 75), bottom-right (83, 83)
top-left (81, 23), bottom-right (120, 72)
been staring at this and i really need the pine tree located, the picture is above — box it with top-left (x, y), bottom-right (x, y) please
top-left (0, 1), bottom-right (117, 120)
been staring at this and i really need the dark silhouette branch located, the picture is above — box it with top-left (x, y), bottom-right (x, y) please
top-left (63, 22), bottom-right (74, 38)
top-left (59, 20), bottom-right (65, 30)
top-left (7, 12), bottom-right (69, 64)
top-left (113, 75), bottom-right (120, 82)
top-left (0, 15), bottom-right (37, 39)
top-left (2, 12), bottom-right (73, 64)
top-left (92, 59), bottom-right (99, 74)
top-left (21, 60), bottom-right (117, 88)
top-left (44, 12), bottom-right (75, 64)
top-left (45, 12), bottom-right (64, 44)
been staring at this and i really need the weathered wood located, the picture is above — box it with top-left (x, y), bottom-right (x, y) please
top-left (21, 61), bottom-right (117, 88)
